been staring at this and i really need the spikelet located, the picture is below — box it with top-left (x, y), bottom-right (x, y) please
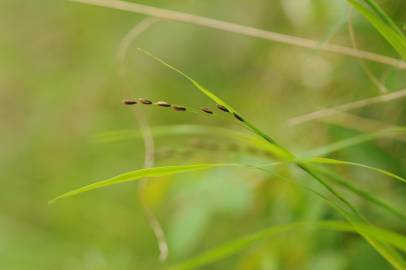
top-left (200, 107), bottom-right (213, 114)
top-left (122, 99), bottom-right (137, 105)
top-left (138, 98), bottom-right (153, 105)
top-left (172, 105), bottom-right (187, 111)
top-left (155, 101), bottom-right (171, 107)
top-left (216, 104), bottom-right (229, 112)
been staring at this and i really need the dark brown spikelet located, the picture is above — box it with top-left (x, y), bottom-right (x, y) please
top-left (138, 98), bottom-right (153, 105)
top-left (155, 101), bottom-right (171, 107)
top-left (216, 104), bottom-right (229, 112)
top-left (173, 105), bottom-right (187, 111)
top-left (200, 107), bottom-right (213, 114)
top-left (233, 112), bottom-right (244, 122)
top-left (122, 99), bottom-right (137, 105)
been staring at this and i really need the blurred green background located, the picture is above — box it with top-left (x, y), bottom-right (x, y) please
top-left (1, 0), bottom-right (405, 269)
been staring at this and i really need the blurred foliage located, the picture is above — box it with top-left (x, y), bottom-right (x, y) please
top-left (0, 0), bottom-right (406, 269)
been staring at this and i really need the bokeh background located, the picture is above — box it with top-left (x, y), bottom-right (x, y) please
top-left (1, 0), bottom-right (405, 269)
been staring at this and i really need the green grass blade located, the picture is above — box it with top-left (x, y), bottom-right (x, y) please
top-left (347, 223), bottom-right (406, 252)
top-left (362, 0), bottom-right (404, 36)
top-left (260, 164), bottom-right (406, 270)
top-left (136, 49), bottom-right (405, 267)
top-left (304, 127), bottom-right (406, 157)
top-left (270, 163), bottom-right (406, 270)
top-left (299, 172), bottom-right (406, 270)
top-left (332, 221), bottom-right (406, 270)
top-left (348, 0), bottom-right (406, 60)
top-left (313, 166), bottom-right (406, 220)
top-left (167, 222), bottom-right (306, 270)
top-left (49, 161), bottom-right (292, 204)
top-left (168, 220), bottom-right (406, 270)
top-left (309, 157), bottom-right (406, 184)
top-left (49, 163), bottom-right (237, 203)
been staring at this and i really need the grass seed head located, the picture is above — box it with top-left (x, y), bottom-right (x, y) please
top-left (173, 105), bottom-right (187, 111)
top-left (216, 104), bottom-right (229, 112)
top-left (200, 107), bottom-right (213, 114)
top-left (233, 112), bottom-right (244, 122)
top-left (138, 98), bottom-right (153, 105)
top-left (155, 101), bottom-right (171, 107)
top-left (122, 99), bottom-right (137, 105)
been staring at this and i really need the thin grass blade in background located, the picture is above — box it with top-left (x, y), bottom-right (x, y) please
top-left (304, 127), bottom-right (406, 157)
top-left (348, 0), bottom-right (406, 60)
top-left (309, 157), bottom-right (406, 184)
top-left (168, 220), bottom-right (406, 270)
top-left (93, 124), bottom-right (287, 159)
top-left (362, 0), bottom-right (404, 36)
top-left (313, 166), bottom-right (406, 220)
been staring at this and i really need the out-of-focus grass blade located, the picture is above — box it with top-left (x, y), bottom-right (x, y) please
top-left (265, 161), bottom-right (406, 269)
top-left (362, 0), bottom-right (404, 36)
top-left (348, 0), bottom-right (406, 60)
top-left (318, 16), bottom-right (349, 49)
top-left (93, 124), bottom-right (285, 159)
top-left (264, 161), bottom-right (406, 269)
top-left (168, 220), bottom-right (406, 270)
top-left (297, 172), bottom-right (406, 270)
top-left (346, 223), bottom-right (406, 252)
top-left (167, 222), bottom-right (301, 270)
top-left (256, 159), bottom-right (405, 220)
top-left (309, 157), bottom-right (406, 184)
top-left (95, 125), bottom-right (406, 183)
top-left (313, 166), bottom-right (406, 220)
top-left (93, 125), bottom-right (221, 143)
top-left (305, 127), bottom-right (406, 157)
top-left (49, 163), bottom-right (236, 204)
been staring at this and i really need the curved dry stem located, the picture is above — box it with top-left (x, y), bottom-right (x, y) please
top-left (117, 18), bottom-right (169, 261)
top-left (134, 111), bottom-right (169, 262)
top-left (288, 88), bottom-right (406, 126)
top-left (69, 0), bottom-right (406, 69)
top-left (117, 17), bottom-right (158, 89)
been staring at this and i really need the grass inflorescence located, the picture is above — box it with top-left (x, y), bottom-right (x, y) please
top-left (122, 97), bottom-right (246, 123)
